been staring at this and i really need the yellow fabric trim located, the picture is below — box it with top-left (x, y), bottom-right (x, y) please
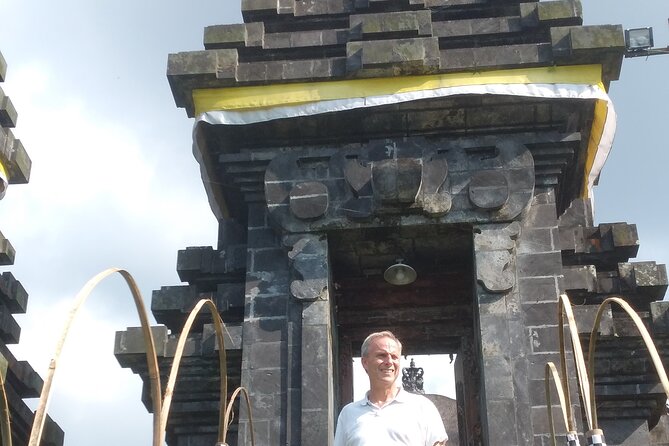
top-left (193, 65), bottom-right (604, 114)
top-left (0, 160), bottom-right (7, 184)
top-left (583, 95), bottom-right (609, 198)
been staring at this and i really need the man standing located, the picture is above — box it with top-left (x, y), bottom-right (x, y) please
top-left (334, 331), bottom-right (448, 445)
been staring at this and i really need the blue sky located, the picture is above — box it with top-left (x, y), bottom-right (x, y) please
top-left (0, 1), bottom-right (667, 444)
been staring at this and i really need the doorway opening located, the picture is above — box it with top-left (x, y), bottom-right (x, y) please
top-left (330, 224), bottom-right (480, 445)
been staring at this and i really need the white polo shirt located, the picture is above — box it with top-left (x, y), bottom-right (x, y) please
top-left (334, 388), bottom-right (448, 446)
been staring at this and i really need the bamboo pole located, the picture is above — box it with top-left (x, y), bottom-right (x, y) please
top-left (544, 362), bottom-right (571, 446)
top-left (27, 268), bottom-right (163, 446)
top-left (222, 386), bottom-right (255, 446)
top-left (558, 294), bottom-right (593, 430)
top-left (587, 296), bottom-right (669, 430)
top-left (159, 298), bottom-right (229, 444)
top-left (0, 372), bottom-right (12, 446)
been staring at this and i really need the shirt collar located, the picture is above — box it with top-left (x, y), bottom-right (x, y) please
top-left (360, 387), bottom-right (408, 406)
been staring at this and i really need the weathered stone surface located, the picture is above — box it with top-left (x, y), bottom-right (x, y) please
top-left (0, 128), bottom-right (31, 184)
top-left (204, 22), bottom-right (264, 49)
top-left (167, 49), bottom-right (239, 109)
top-left (0, 230), bottom-right (15, 266)
top-left (563, 264), bottom-right (597, 293)
top-left (652, 301), bottom-right (669, 334)
top-left (469, 170), bottom-right (509, 210)
top-left (265, 136), bottom-right (535, 232)
top-left (474, 222), bottom-right (520, 293)
top-left (372, 158), bottom-right (422, 204)
top-left (433, 16), bottom-right (522, 38)
top-left (289, 181), bottom-right (329, 219)
top-left (286, 235), bottom-right (329, 301)
top-left (176, 245), bottom-right (246, 283)
top-left (0, 86), bottom-right (17, 128)
top-left (0, 51), bottom-right (6, 82)
top-left (537, 0), bottom-right (583, 24)
top-left (0, 306), bottom-right (20, 343)
top-left (441, 43), bottom-right (552, 71)
top-left (350, 10), bottom-right (432, 39)
top-left (347, 37), bottom-right (440, 75)
top-left (618, 261), bottom-right (668, 300)
top-left (0, 272), bottom-right (28, 313)
top-left (551, 24), bottom-right (625, 80)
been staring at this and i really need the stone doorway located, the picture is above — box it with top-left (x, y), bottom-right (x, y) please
top-left (330, 224), bottom-right (481, 445)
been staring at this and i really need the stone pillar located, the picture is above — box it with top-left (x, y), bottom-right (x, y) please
top-left (238, 203), bottom-right (293, 445)
top-left (473, 189), bottom-right (566, 445)
top-left (238, 206), bottom-right (335, 446)
top-left (286, 234), bottom-right (335, 445)
top-left (473, 220), bottom-right (524, 445)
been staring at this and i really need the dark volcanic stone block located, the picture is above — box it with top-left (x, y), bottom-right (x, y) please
top-left (0, 86), bottom-right (17, 128)
top-left (0, 272), bottom-right (28, 313)
top-left (347, 37), bottom-right (440, 75)
top-left (0, 231), bottom-right (15, 266)
top-left (0, 305), bottom-right (20, 343)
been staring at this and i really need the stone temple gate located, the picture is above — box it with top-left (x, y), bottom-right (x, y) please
top-left (114, 1), bottom-right (669, 445)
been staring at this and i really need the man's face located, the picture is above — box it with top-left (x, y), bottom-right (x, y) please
top-left (361, 336), bottom-right (401, 389)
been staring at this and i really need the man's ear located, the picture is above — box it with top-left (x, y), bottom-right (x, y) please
top-left (360, 356), bottom-right (369, 372)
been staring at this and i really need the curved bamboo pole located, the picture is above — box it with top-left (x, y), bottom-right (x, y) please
top-left (544, 362), bottom-right (571, 446)
top-left (587, 295), bottom-right (669, 430)
top-left (222, 386), bottom-right (255, 446)
top-left (558, 293), bottom-right (594, 430)
top-left (160, 298), bottom-right (228, 444)
top-left (27, 268), bottom-right (163, 446)
top-left (0, 372), bottom-right (12, 446)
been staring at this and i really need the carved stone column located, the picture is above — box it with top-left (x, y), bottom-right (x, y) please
top-left (286, 234), bottom-right (335, 445)
top-left (473, 222), bottom-right (523, 445)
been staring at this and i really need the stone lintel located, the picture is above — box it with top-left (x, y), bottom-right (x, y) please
top-left (265, 138), bottom-right (535, 233)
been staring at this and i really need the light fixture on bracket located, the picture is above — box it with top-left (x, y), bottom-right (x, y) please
top-left (625, 27), bottom-right (654, 52)
top-left (383, 259), bottom-right (417, 286)
top-left (624, 25), bottom-right (669, 58)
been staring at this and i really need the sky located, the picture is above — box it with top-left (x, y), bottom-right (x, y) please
top-left (0, 1), bottom-right (667, 444)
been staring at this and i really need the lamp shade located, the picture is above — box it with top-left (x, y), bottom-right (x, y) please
top-left (384, 261), bottom-right (417, 286)
top-left (625, 27), bottom-right (654, 51)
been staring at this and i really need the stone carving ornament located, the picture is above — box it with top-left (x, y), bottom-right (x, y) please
top-left (265, 137), bottom-right (534, 233)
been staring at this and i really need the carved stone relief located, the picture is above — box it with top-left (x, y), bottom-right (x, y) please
top-left (474, 222), bottom-right (521, 293)
top-left (265, 136), bottom-right (535, 233)
top-left (285, 234), bottom-right (329, 301)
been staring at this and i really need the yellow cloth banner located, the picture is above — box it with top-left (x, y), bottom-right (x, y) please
top-left (193, 65), bottom-right (605, 114)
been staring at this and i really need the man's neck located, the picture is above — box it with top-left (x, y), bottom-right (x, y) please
top-left (367, 385), bottom-right (399, 408)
